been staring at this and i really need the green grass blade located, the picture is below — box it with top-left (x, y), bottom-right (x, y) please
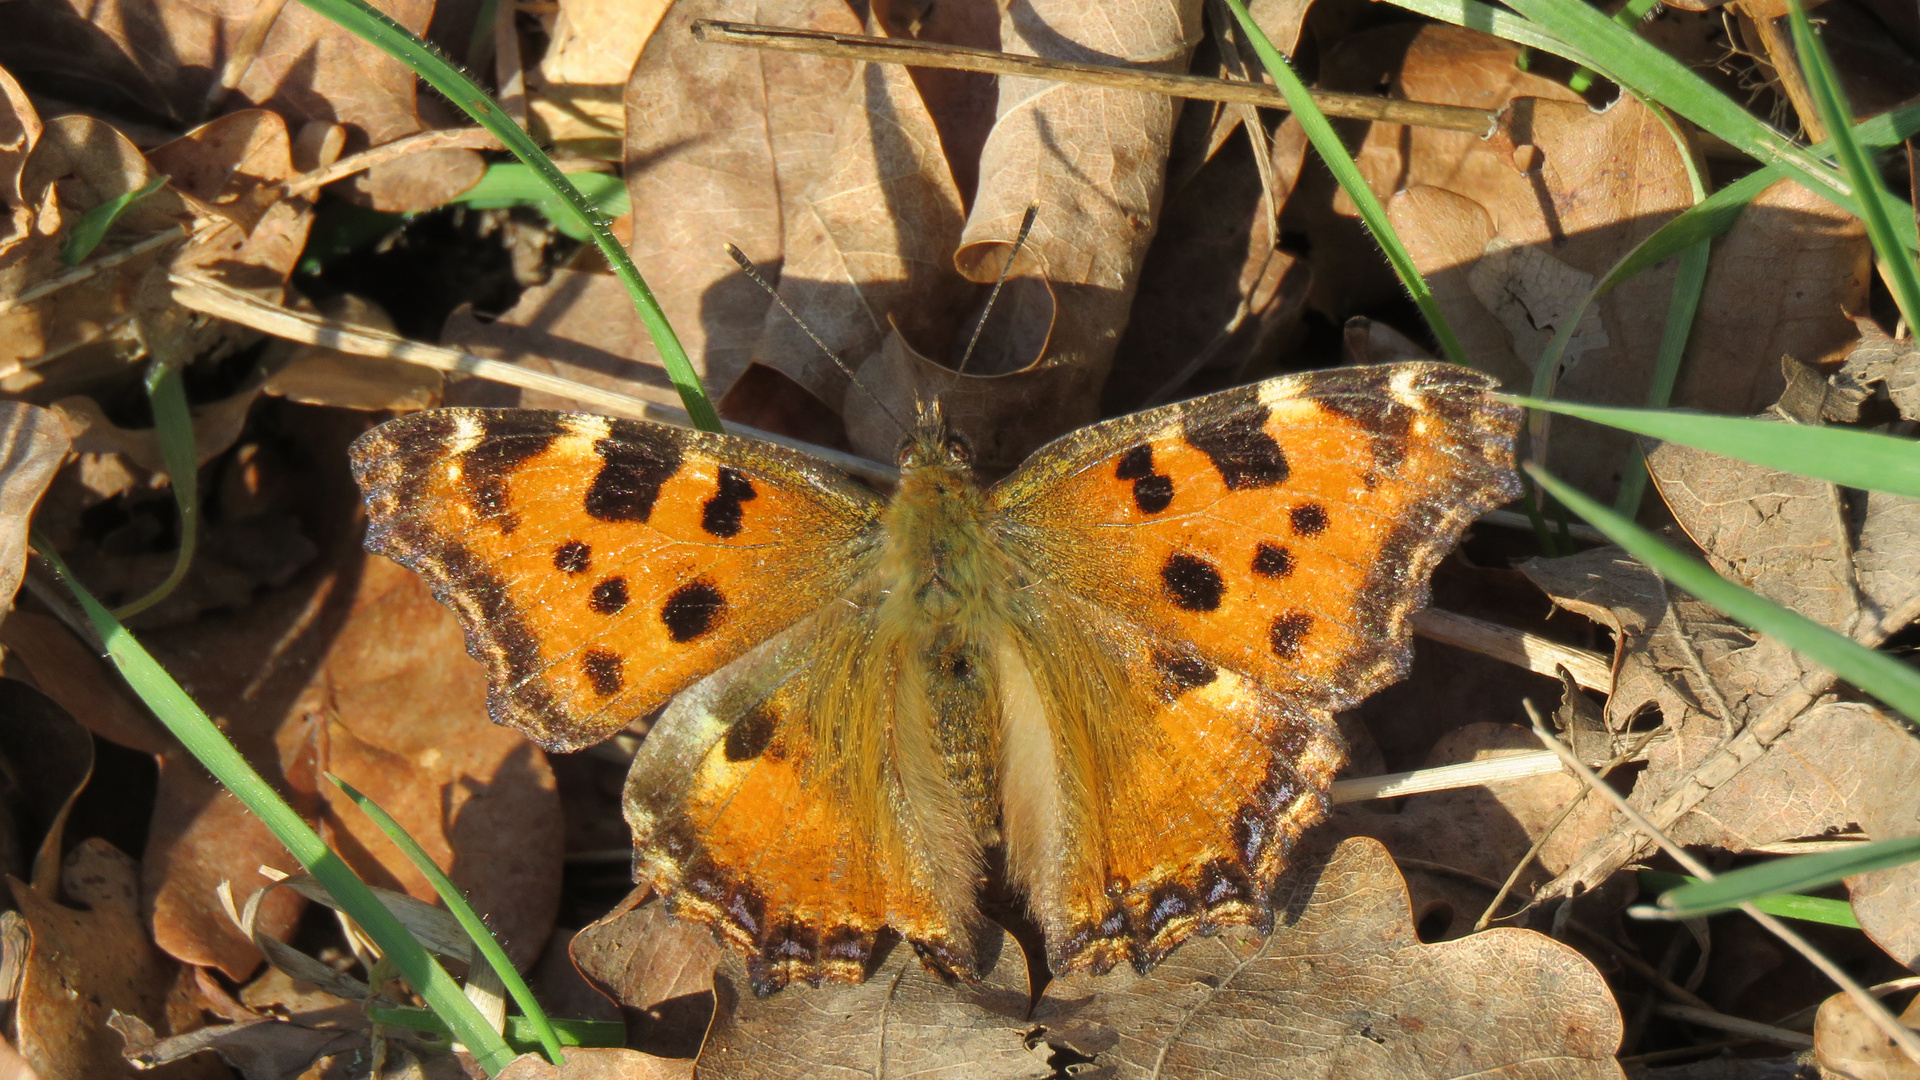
top-left (1509, 397), bottom-right (1920, 498)
top-left (1524, 465), bottom-right (1920, 726)
top-left (1222, 0), bottom-right (1467, 365)
top-left (61, 175), bottom-right (168, 266)
top-left (1642, 837), bottom-right (1920, 920)
top-left (454, 163), bottom-right (630, 242)
top-left (112, 361), bottom-right (199, 620)
top-left (1613, 227), bottom-right (1710, 517)
top-left (1378, 0), bottom-right (1605, 71)
top-left (329, 773), bottom-right (564, 1065)
top-left (288, 0), bottom-right (721, 433)
top-left (1497, 0), bottom-right (1917, 252)
top-left (29, 536), bottom-right (517, 1075)
top-left (369, 1006), bottom-right (626, 1052)
top-left (1789, 0), bottom-right (1920, 327)
top-left (1637, 871), bottom-right (1861, 927)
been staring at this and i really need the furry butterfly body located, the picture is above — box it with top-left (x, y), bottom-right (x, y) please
top-left (349, 361), bottom-right (1521, 993)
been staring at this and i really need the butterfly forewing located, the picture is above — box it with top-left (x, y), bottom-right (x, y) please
top-left (349, 409), bottom-right (884, 751)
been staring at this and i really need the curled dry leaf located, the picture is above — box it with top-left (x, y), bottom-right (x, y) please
top-left (9, 840), bottom-right (216, 1080)
top-left (0, 0), bottom-right (479, 212)
top-left (0, 402), bottom-right (70, 613)
top-left (1836, 317), bottom-right (1920, 422)
top-left (1033, 837), bottom-right (1622, 1079)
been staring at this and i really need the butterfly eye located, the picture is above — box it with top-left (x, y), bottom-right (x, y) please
top-left (943, 433), bottom-right (974, 466)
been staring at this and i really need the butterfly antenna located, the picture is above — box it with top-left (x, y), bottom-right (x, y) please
top-left (956, 203), bottom-right (1040, 377)
top-left (723, 244), bottom-right (910, 435)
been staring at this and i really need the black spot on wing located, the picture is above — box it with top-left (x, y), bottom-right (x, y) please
top-left (1115, 443), bottom-right (1175, 515)
top-left (1252, 543), bottom-right (1293, 578)
top-left (581, 648), bottom-right (623, 696)
top-left (1151, 648), bottom-right (1217, 697)
top-left (1161, 553), bottom-right (1225, 612)
top-left (585, 419), bottom-right (682, 522)
top-left (589, 576), bottom-right (629, 615)
top-left (662, 580), bottom-right (726, 642)
top-left (1133, 475), bottom-right (1174, 514)
top-left (1183, 406), bottom-right (1288, 489)
top-left (724, 706), bottom-right (776, 762)
top-left (553, 540), bottom-right (591, 574)
top-left (701, 467), bottom-right (758, 538)
top-left (1290, 503), bottom-right (1328, 537)
top-left (1269, 610), bottom-right (1314, 658)
top-left (1115, 444), bottom-right (1154, 480)
top-left (461, 415), bottom-right (563, 533)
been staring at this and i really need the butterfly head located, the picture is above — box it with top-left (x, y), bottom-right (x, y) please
top-left (895, 398), bottom-right (974, 475)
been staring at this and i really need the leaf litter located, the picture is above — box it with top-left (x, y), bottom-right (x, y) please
top-left (0, 0), bottom-right (1917, 1075)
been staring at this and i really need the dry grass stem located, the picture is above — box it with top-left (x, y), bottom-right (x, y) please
top-left (168, 274), bottom-right (896, 485)
top-left (1413, 607), bottom-right (1611, 691)
top-left (1331, 751), bottom-right (1570, 803)
top-left (692, 20), bottom-right (1498, 135)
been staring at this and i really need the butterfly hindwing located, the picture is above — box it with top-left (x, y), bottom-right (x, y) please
top-left (991, 362), bottom-right (1521, 972)
top-left (349, 409), bottom-right (884, 751)
top-left (624, 612), bottom-right (993, 994)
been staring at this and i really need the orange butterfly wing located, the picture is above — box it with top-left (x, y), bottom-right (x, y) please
top-left (991, 362), bottom-right (1521, 973)
top-left (349, 410), bottom-right (882, 751)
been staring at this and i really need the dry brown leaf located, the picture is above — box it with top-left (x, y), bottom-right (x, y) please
top-left (142, 549), bottom-right (563, 978)
top-left (0, 112), bottom-right (188, 397)
top-left (1520, 447), bottom-right (1920, 889)
top-left (1277, 23), bottom-right (1585, 322)
top-left (528, 0), bottom-right (673, 146)
top-left (0, 611), bottom-right (173, 754)
top-left (1831, 703), bottom-right (1920, 971)
top-left (620, 0), bottom-right (869, 398)
top-left (496, 1048), bottom-right (693, 1080)
top-left (1033, 837), bottom-right (1623, 1079)
top-left (1813, 989), bottom-right (1920, 1080)
top-left (10, 840), bottom-right (216, 1080)
top-left (0, 0), bottom-right (464, 212)
top-left (1676, 177), bottom-right (1869, 414)
top-left (847, 0), bottom-right (1204, 468)
top-left (1649, 436), bottom-right (1858, 631)
top-left (0, 402), bottom-right (69, 612)
top-left (697, 927), bottom-right (1045, 1080)
top-left (570, 894), bottom-right (720, 1059)
top-left (1839, 317), bottom-right (1920, 421)
top-left (440, 269), bottom-right (684, 417)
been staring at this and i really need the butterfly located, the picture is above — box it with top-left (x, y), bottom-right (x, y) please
top-left (348, 361), bottom-right (1520, 994)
